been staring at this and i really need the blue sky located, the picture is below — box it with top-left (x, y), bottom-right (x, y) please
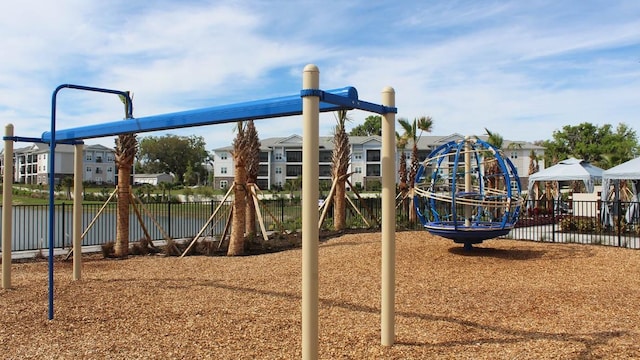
top-left (1, 0), bottom-right (639, 151)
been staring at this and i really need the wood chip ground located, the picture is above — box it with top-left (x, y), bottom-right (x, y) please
top-left (2, 231), bottom-right (640, 359)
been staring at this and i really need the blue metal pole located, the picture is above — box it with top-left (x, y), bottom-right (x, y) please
top-left (48, 86), bottom-right (59, 320)
top-left (48, 84), bottom-right (132, 320)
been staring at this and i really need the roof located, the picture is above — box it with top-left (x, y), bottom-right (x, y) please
top-left (527, 158), bottom-right (604, 193)
top-left (529, 158), bottom-right (603, 182)
top-left (213, 133), bottom-right (542, 151)
top-left (603, 157), bottom-right (640, 180)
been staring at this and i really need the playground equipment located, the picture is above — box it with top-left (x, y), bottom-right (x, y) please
top-left (413, 136), bottom-right (523, 250)
top-left (1, 65), bottom-right (397, 356)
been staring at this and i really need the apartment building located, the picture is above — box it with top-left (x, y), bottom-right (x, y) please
top-left (212, 133), bottom-right (545, 191)
top-left (0, 143), bottom-right (116, 185)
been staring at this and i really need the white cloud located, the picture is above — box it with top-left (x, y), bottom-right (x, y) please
top-left (0, 0), bottom-right (638, 153)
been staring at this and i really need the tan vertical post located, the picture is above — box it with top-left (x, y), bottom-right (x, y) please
top-left (302, 64), bottom-right (320, 359)
top-left (381, 87), bottom-right (396, 346)
top-left (2, 124), bottom-right (14, 289)
top-left (72, 144), bottom-right (83, 280)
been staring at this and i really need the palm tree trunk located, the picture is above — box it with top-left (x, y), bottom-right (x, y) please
top-left (331, 111), bottom-right (350, 231)
top-left (244, 121), bottom-right (260, 238)
top-left (228, 164), bottom-right (247, 256)
top-left (114, 133), bottom-right (136, 258)
top-left (408, 144), bottom-right (419, 224)
top-left (228, 121), bottom-right (249, 256)
top-left (115, 166), bottom-right (130, 257)
top-left (334, 178), bottom-right (346, 230)
top-left (245, 184), bottom-right (256, 238)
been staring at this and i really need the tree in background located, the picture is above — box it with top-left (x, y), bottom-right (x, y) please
top-left (399, 116), bottom-right (433, 223)
top-left (539, 122), bottom-right (639, 168)
top-left (137, 134), bottom-right (208, 184)
top-left (244, 120), bottom-right (261, 238)
top-left (331, 110), bottom-right (351, 231)
top-left (349, 115), bottom-right (382, 136)
top-left (528, 149), bottom-right (540, 176)
top-left (283, 176), bottom-right (302, 204)
top-left (61, 176), bottom-right (73, 200)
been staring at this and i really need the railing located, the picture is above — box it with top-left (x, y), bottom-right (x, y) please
top-left (1, 198), bottom-right (638, 253)
top-left (506, 199), bottom-right (640, 249)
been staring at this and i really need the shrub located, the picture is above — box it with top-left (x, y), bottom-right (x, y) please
top-left (163, 238), bottom-right (181, 256)
top-left (195, 240), bottom-right (219, 256)
top-left (101, 242), bottom-right (115, 258)
top-left (558, 216), bottom-right (602, 233)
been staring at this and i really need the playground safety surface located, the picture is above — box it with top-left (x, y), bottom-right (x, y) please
top-left (2, 231), bottom-right (639, 359)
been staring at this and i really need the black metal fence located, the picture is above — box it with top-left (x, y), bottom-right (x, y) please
top-left (2, 198), bottom-right (639, 252)
top-left (506, 199), bottom-right (640, 249)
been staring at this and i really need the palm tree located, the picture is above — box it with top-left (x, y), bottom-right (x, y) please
top-left (528, 149), bottom-right (541, 207)
top-left (244, 120), bottom-right (261, 238)
top-left (398, 116), bottom-right (433, 223)
top-left (483, 128), bottom-right (504, 190)
top-left (528, 149), bottom-right (540, 176)
top-left (283, 177), bottom-right (301, 204)
top-left (61, 176), bottom-right (73, 200)
top-left (114, 93), bottom-right (137, 258)
top-left (331, 110), bottom-right (351, 231)
top-left (228, 122), bottom-right (249, 256)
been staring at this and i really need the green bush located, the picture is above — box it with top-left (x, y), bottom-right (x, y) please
top-left (558, 216), bottom-right (602, 233)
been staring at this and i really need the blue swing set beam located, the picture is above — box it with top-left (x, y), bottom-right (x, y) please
top-left (42, 86), bottom-right (394, 142)
top-left (34, 83), bottom-right (396, 321)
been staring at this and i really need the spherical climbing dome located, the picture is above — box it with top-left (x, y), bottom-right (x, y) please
top-left (413, 136), bottom-right (524, 249)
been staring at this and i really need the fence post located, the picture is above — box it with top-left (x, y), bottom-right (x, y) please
top-left (60, 202), bottom-right (66, 249)
top-left (617, 197), bottom-right (622, 247)
top-left (551, 200), bottom-right (556, 243)
top-left (280, 197), bottom-right (285, 225)
top-left (167, 202), bottom-right (172, 239)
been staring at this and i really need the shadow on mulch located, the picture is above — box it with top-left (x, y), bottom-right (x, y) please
top-left (447, 240), bottom-right (599, 261)
top-left (448, 246), bottom-right (546, 260)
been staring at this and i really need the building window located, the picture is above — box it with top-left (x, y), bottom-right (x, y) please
top-left (86, 154), bottom-right (92, 161)
top-left (275, 167), bottom-right (282, 174)
top-left (95, 168), bottom-right (102, 174)
top-left (96, 156), bottom-right (103, 163)
top-left (107, 167), bottom-right (113, 172)
top-left (366, 150), bottom-right (380, 162)
top-left (107, 155), bottom-right (114, 162)
top-left (319, 151), bottom-right (332, 162)
top-left (355, 167), bottom-right (362, 174)
top-left (221, 167), bottom-right (227, 174)
top-left (275, 152), bottom-right (283, 160)
top-left (220, 180), bottom-right (228, 189)
top-left (258, 164), bottom-right (269, 176)
top-left (219, 152), bottom-right (228, 160)
top-left (86, 167), bottom-right (92, 172)
top-left (366, 164), bottom-right (381, 176)
top-left (319, 165), bottom-right (331, 177)
top-left (417, 150), bottom-right (430, 161)
top-left (286, 165), bottom-right (302, 177)
top-left (286, 150), bottom-right (302, 162)
top-left (353, 153), bottom-right (362, 161)
top-left (511, 152), bottom-right (518, 159)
